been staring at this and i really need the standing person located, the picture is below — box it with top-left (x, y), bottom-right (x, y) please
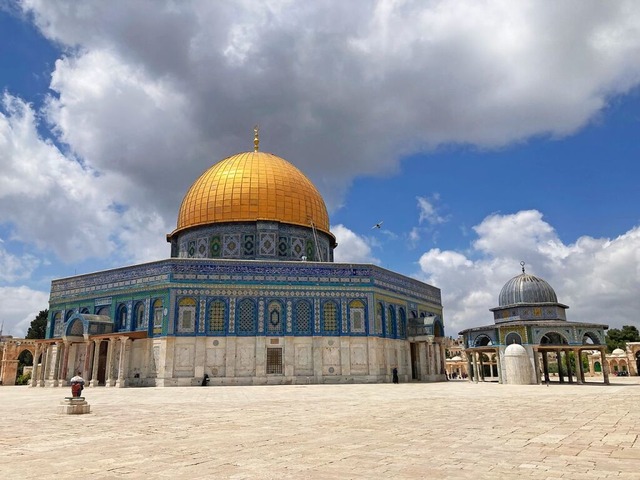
top-left (392, 367), bottom-right (399, 384)
top-left (70, 372), bottom-right (85, 397)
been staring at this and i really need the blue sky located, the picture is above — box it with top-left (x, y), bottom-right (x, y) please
top-left (1, 1), bottom-right (640, 337)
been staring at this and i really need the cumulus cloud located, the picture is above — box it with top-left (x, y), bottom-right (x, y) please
top-left (0, 244), bottom-right (40, 282)
top-left (417, 210), bottom-right (640, 335)
top-left (18, 0), bottom-right (640, 215)
top-left (332, 224), bottom-right (380, 264)
top-left (0, 286), bottom-right (49, 337)
top-left (0, 93), bottom-right (170, 264)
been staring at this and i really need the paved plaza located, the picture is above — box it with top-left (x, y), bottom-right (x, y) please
top-left (1, 378), bottom-right (640, 479)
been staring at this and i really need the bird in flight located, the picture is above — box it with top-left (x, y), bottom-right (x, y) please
top-left (372, 221), bottom-right (384, 229)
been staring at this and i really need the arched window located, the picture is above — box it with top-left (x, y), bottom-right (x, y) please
top-left (96, 306), bottom-right (110, 317)
top-left (237, 298), bottom-right (256, 335)
top-left (474, 334), bottom-right (493, 347)
top-left (505, 332), bottom-right (522, 345)
top-left (375, 302), bottom-right (384, 335)
top-left (53, 312), bottom-right (63, 337)
top-left (267, 301), bottom-right (283, 335)
top-left (349, 300), bottom-right (365, 334)
top-left (80, 307), bottom-right (90, 314)
top-left (295, 300), bottom-right (312, 335)
top-left (322, 301), bottom-right (338, 334)
top-left (134, 302), bottom-right (146, 330)
top-left (152, 299), bottom-right (164, 331)
top-left (177, 297), bottom-right (196, 333)
top-left (208, 300), bottom-right (226, 334)
top-left (116, 304), bottom-right (128, 331)
top-left (386, 305), bottom-right (396, 338)
top-left (540, 332), bottom-right (569, 345)
top-left (398, 308), bottom-right (406, 338)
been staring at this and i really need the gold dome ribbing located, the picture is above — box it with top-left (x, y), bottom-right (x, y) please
top-left (174, 151), bottom-right (330, 235)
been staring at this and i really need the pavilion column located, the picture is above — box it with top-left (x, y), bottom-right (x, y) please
top-left (83, 342), bottom-right (94, 382)
top-left (472, 352), bottom-right (479, 383)
top-left (61, 341), bottom-right (71, 382)
top-left (30, 344), bottom-right (40, 387)
top-left (575, 349), bottom-right (584, 384)
top-left (542, 351), bottom-right (550, 383)
top-left (495, 349), bottom-right (503, 384)
top-left (466, 352), bottom-right (473, 382)
top-left (52, 341), bottom-right (63, 387)
top-left (532, 348), bottom-right (541, 385)
top-left (39, 344), bottom-right (49, 386)
top-left (479, 354), bottom-right (485, 381)
top-left (565, 349), bottom-right (574, 384)
top-left (418, 343), bottom-right (427, 380)
top-left (90, 340), bottom-right (101, 387)
top-left (105, 338), bottom-right (116, 387)
top-left (115, 337), bottom-right (131, 388)
top-left (601, 348), bottom-right (611, 385)
top-left (556, 349), bottom-right (564, 383)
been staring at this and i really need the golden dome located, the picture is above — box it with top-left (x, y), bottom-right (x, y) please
top-left (173, 151), bottom-right (331, 236)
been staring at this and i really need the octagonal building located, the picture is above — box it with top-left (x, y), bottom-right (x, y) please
top-left (35, 132), bottom-right (446, 387)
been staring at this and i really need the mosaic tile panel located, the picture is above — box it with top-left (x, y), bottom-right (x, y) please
top-left (243, 234), bottom-right (255, 256)
top-left (259, 233), bottom-right (276, 256)
top-left (210, 236), bottom-right (221, 257)
top-left (278, 236), bottom-right (289, 257)
top-left (223, 234), bottom-right (241, 257)
top-left (197, 237), bottom-right (208, 258)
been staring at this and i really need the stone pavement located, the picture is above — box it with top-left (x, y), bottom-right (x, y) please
top-left (1, 378), bottom-right (640, 479)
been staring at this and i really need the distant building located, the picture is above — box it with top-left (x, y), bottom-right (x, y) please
top-left (460, 264), bottom-right (610, 385)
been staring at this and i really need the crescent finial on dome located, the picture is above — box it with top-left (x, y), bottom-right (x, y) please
top-left (253, 125), bottom-right (260, 152)
top-left (520, 261), bottom-right (526, 274)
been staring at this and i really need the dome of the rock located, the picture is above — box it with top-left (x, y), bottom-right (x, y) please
top-left (498, 272), bottom-right (558, 306)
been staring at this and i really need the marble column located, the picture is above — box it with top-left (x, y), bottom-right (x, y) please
top-left (601, 348), bottom-right (610, 385)
top-left (466, 352), bottom-right (473, 382)
top-left (496, 349), bottom-right (503, 384)
top-left (61, 341), bottom-right (71, 383)
top-left (90, 340), bottom-right (101, 387)
top-left (575, 349), bottom-right (583, 384)
top-left (115, 337), bottom-right (131, 388)
top-left (542, 351), bottom-right (550, 383)
top-left (532, 348), bottom-right (541, 385)
top-left (83, 342), bottom-right (94, 382)
top-left (105, 338), bottom-right (116, 387)
top-left (30, 344), bottom-right (40, 387)
top-left (52, 341), bottom-right (62, 387)
top-left (557, 349), bottom-right (564, 383)
top-left (472, 351), bottom-right (479, 383)
top-left (565, 349), bottom-right (574, 384)
top-left (479, 354), bottom-right (485, 381)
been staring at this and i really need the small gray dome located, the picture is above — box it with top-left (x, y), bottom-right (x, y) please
top-left (498, 273), bottom-right (558, 306)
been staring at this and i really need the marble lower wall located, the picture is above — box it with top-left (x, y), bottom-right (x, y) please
top-left (142, 336), bottom-right (412, 386)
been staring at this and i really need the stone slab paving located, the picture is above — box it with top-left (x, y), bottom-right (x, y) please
top-left (1, 378), bottom-right (640, 479)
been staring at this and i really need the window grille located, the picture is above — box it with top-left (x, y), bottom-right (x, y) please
top-left (323, 301), bottom-right (338, 332)
top-left (237, 299), bottom-right (256, 334)
top-left (153, 299), bottom-right (163, 328)
top-left (295, 300), bottom-right (311, 334)
top-left (266, 348), bottom-right (283, 374)
top-left (375, 303), bottom-right (383, 334)
top-left (387, 306), bottom-right (395, 337)
top-left (208, 300), bottom-right (225, 333)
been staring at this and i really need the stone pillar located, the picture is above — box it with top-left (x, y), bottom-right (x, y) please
top-left (574, 349), bottom-right (583, 384)
top-left (577, 349), bottom-right (585, 384)
top-left (418, 343), bottom-right (427, 381)
top-left (83, 342), bottom-right (94, 382)
top-left (90, 340), bottom-right (101, 387)
top-left (61, 341), bottom-right (71, 383)
top-left (105, 338), bottom-right (116, 387)
top-left (52, 342), bottom-right (63, 387)
top-left (565, 349), bottom-right (574, 384)
top-left (601, 348), bottom-right (610, 385)
top-left (472, 351), bottom-right (479, 383)
top-left (39, 344), bottom-right (49, 386)
top-left (557, 349), bottom-right (564, 383)
top-left (479, 354), bottom-right (485, 381)
top-left (542, 351), bottom-right (550, 383)
top-left (115, 337), bottom-right (131, 388)
top-left (466, 352), bottom-right (473, 382)
top-left (496, 349), bottom-right (503, 384)
top-left (532, 348), bottom-right (541, 385)
top-left (30, 344), bottom-right (40, 387)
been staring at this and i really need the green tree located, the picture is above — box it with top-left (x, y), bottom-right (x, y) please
top-left (605, 325), bottom-right (640, 353)
top-left (26, 309), bottom-right (48, 339)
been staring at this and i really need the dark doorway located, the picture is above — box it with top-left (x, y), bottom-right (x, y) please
top-left (410, 343), bottom-right (418, 380)
top-left (97, 341), bottom-right (108, 385)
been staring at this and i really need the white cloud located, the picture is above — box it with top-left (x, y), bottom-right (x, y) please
top-left (0, 244), bottom-right (40, 282)
top-left (417, 210), bottom-right (640, 335)
top-left (417, 195), bottom-right (448, 225)
top-left (0, 286), bottom-right (49, 337)
top-left (332, 224), bottom-right (380, 264)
